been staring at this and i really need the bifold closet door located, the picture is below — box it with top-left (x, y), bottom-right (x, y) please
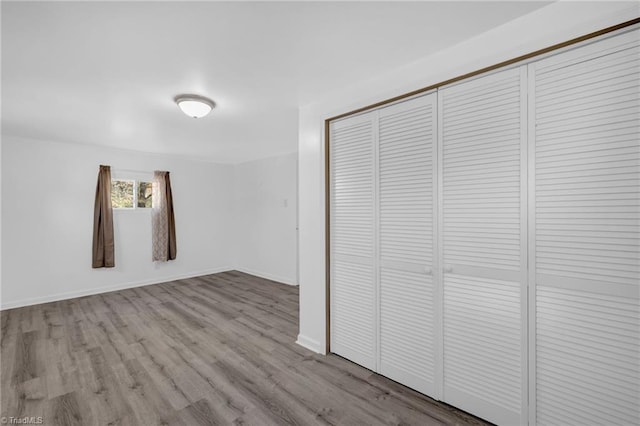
top-left (378, 94), bottom-right (438, 396)
top-left (439, 67), bottom-right (527, 425)
top-left (530, 29), bottom-right (640, 426)
top-left (330, 111), bottom-right (377, 370)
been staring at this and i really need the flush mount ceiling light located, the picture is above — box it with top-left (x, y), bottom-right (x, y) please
top-left (174, 94), bottom-right (215, 118)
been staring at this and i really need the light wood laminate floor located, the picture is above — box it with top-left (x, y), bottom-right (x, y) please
top-left (1, 271), bottom-right (489, 425)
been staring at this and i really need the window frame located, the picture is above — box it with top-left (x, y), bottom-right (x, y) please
top-left (111, 178), bottom-right (153, 211)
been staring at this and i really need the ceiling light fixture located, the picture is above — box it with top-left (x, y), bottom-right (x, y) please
top-left (174, 94), bottom-right (215, 118)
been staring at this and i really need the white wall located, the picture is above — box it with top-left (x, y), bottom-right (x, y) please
top-left (233, 152), bottom-right (298, 285)
top-left (1, 136), bottom-right (235, 309)
top-left (297, 2), bottom-right (640, 354)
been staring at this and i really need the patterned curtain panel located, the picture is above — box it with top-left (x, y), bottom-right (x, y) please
top-left (152, 171), bottom-right (177, 261)
top-left (92, 165), bottom-right (115, 268)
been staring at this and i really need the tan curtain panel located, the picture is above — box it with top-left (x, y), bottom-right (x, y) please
top-left (92, 165), bottom-right (115, 268)
top-left (152, 171), bottom-right (177, 261)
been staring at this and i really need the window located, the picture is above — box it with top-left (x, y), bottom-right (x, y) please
top-left (137, 181), bottom-right (153, 208)
top-left (111, 180), bottom-right (152, 209)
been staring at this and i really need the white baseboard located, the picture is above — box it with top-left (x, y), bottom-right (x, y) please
top-left (0, 266), bottom-right (233, 310)
top-left (234, 267), bottom-right (297, 286)
top-left (296, 334), bottom-right (325, 354)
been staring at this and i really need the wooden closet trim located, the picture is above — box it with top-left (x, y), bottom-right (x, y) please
top-left (324, 17), bottom-right (640, 354)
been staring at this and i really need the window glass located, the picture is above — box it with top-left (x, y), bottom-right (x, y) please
top-left (137, 182), bottom-right (153, 208)
top-left (111, 180), bottom-right (134, 208)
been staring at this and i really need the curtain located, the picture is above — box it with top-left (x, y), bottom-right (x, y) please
top-left (92, 165), bottom-right (115, 268)
top-left (152, 171), bottom-right (177, 261)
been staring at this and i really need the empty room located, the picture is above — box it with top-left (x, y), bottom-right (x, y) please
top-left (1, 1), bottom-right (639, 425)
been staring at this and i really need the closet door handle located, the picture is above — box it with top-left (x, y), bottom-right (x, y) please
top-left (423, 266), bottom-right (432, 275)
top-left (444, 264), bottom-right (453, 273)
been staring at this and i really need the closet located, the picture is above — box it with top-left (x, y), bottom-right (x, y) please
top-left (329, 25), bottom-right (639, 426)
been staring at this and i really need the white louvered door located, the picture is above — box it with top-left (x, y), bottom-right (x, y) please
top-left (529, 28), bottom-right (640, 426)
top-left (439, 67), bottom-right (527, 426)
top-left (329, 24), bottom-right (639, 426)
top-left (330, 111), bottom-right (377, 370)
top-left (377, 94), bottom-right (439, 396)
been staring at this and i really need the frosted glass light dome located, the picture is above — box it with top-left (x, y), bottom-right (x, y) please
top-left (174, 94), bottom-right (215, 118)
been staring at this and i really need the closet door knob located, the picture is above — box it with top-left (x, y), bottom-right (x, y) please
top-left (423, 266), bottom-right (432, 275)
top-left (444, 265), bottom-right (453, 273)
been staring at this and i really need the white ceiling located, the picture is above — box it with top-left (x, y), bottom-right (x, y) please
top-left (2, 1), bottom-right (550, 163)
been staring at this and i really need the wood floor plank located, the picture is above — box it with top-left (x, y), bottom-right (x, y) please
top-left (48, 391), bottom-right (85, 426)
top-left (84, 346), bottom-right (137, 425)
top-left (167, 398), bottom-right (227, 426)
top-left (1, 271), bottom-right (489, 426)
top-left (164, 344), bottom-right (252, 421)
top-left (19, 304), bottom-right (45, 333)
top-left (110, 359), bottom-right (177, 425)
top-left (12, 330), bottom-right (41, 385)
top-left (213, 358), bottom-right (323, 426)
top-left (44, 357), bottom-right (80, 400)
top-left (42, 302), bottom-right (65, 340)
top-left (133, 340), bottom-right (193, 411)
